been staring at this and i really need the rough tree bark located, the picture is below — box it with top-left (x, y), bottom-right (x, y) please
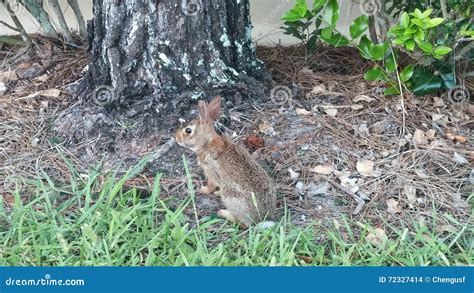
top-left (55, 0), bottom-right (271, 146)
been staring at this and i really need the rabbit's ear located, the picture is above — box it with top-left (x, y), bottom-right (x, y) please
top-left (198, 100), bottom-right (210, 124)
top-left (208, 96), bottom-right (221, 121)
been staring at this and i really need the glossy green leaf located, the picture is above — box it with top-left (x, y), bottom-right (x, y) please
top-left (426, 18), bottom-right (444, 28)
top-left (350, 15), bottom-right (369, 39)
top-left (434, 45), bottom-right (452, 55)
top-left (400, 12), bottom-right (410, 28)
top-left (405, 39), bottom-right (415, 51)
top-left (400, 64), bottom-right (414, 82)
top-left (389, 25), bottom-right (405, 36)
top-left (369, 42), bottom-right (389, 61)
top-left (385, 56), bottom-right (396, 73)
top-left (414, 29), bottom-right (425, 42)
top-left (393, 35), bottom-right (411, 45)
top-left (320, 31), bottom-right (350, 47)
top-left (313, 0), bottom-right (326, 11)
top-left (320, 26), bottom-right (334, 39)
top-left (417, 41), bottom-right (433, 53)
top-left (411, 68), bottom-right (442, 95)
top-left (420, 8), bottom-right (433, 19)
top-left (384, 86), bottom-right (400, 95)
top-left (364, 67), bottom-right (385, 81)
top-left (404, 27), bottom-right (417, 35)
top-left (306, 33), bottom-right (318, 53)
top-left (460, 29), bottom-right (474, 37)
top-left (412, 8), bottom-right (423, 19)
top-left (282, 9), bottom-right (303, 21)
top-left (440, 72), bottom-right (455, 89)
top-left (357, 36), bottom-right (372, 60)
top-left (411, 18), bottom-right (425, 28)
top-left (322, 0), bottom-right (339, 26)
top-left (296, 0), bottom-right (308, 17)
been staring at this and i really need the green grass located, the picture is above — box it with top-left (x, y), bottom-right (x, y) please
top-left (0, 158), bottom-right (472, 266)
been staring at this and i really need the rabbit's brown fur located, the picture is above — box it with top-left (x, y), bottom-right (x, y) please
top-left (175, 96), bottom-right (276, 227)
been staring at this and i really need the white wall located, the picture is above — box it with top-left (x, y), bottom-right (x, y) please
top-left (0, 0), bottom-right (362, 45)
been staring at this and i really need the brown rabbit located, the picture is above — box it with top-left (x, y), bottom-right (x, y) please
top-left (175, 96), bottom-right (276, 227)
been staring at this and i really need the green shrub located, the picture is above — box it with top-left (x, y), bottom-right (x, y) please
top-left (281, 0), bottom-right (473, 96)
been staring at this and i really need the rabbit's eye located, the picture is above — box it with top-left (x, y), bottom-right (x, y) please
top-left (185, 127), bottom-right (192, 134)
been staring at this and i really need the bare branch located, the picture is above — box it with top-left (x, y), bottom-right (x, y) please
top-left (440, 0), bottom-right (448, 19)
top-left (0, 20), bottom-right (20, 32)
top-left (1, 0), bottom-right (33, 48)
top-left (67, 0), bottom-right (87, 39)
top-left (48, 0), bottom-right (74, 43)
top-left (368, 16), bottom-right (378, 44)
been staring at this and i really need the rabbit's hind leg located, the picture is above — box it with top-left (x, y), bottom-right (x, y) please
top-left (218, 209), bottom-right (248, 229)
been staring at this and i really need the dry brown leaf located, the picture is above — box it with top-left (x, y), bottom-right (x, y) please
top-left (0, 71), bottom-right (18, 81)
top-left (295, 108), bottom-right (311, 116)
top-left (322, 107), bottom-right (338, 117)
top-left (403, 185), bottom-right (417, 208)
top-left (446, 132), bottom-right (455, 141)
top-left (40, 89), bottom-right (61, 97)
top-left (299, 67), bottom-right (314, 75)
top-left (432, 113), bottom-right (445, 122)
top-left (386, 198), bottom-right (402, 214)
top-left (297, 255), bottom-right (313, 264)
top-left (432, 96), bottom-right (445, 107)
top-left (310, 165), bottom-right (333, 175)
top-left (34, 74), bottom-right (49, 82)
top-left (288, 168), bottom-right (300, 180)
top-left (414, 169), bottom-right (429, 179)
top-left (356, 159), bottom-right (374, 177)
top-left (425, 129), bottom-right (436, 140)
top-left (258, 120), bottom-right (275, 136)
top-left (454, 135), bottom-right (467, 143)
top-left (311, 84), bottom-right (326, 95)
top-left (436, 224), bottom-right (456, 233)
top-left (351, 104), bottom-right (364, 110)
top-left (22, 88), bottom-right (61, 99)
top-left (468, 104), bottom-right (474, 115)
top-left (353, 95), bottom-right (375, 103)
top-left (453, 152), bottom-right (468, 164)
top-left (17, 62), bottom-right (32, 69)
top-left (366, 228), bottom-right (387, 247)
top-left (1, 192), bottom-right (15, 208)
top-left (413, 129), bottom-right (427, 145)
top-left (243, 135), bottom-right (264, 151)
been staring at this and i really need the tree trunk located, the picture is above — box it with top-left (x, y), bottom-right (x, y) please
top-left (55, 0), bottom-right (271, 146)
